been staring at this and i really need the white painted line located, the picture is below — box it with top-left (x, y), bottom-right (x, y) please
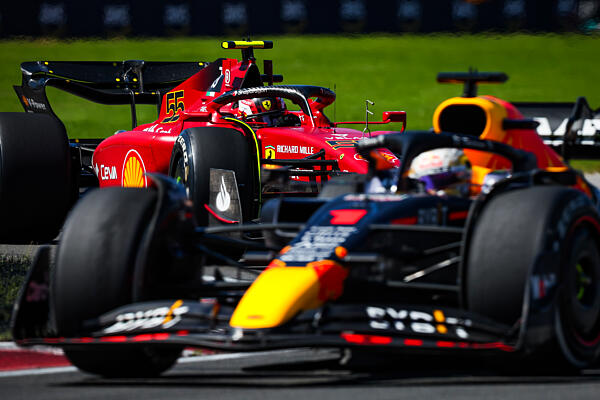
top-left (0, 342), bottom-right (64, 355)
top-left (0, 366), bottom-right (78, 378)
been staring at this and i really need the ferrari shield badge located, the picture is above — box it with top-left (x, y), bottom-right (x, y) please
top-left (262, 99), bottom-right (272, 110)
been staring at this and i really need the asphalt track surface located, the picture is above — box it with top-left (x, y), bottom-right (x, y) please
top-left (3, 348), bottom-right (600, 400)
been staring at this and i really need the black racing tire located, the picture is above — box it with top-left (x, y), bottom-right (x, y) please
top-left (51, 187), bottom-right (181, 377)
top-left (0, 112), bottom-right (71, 242)
top-left (465, 186), bottom-right (600, 368)
top-left (169, 127), bottom-right (254, 226)
top-left (63, 347), bottom-right (182, 378)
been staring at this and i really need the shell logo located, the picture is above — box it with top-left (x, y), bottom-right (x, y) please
top-left (121, 149), bottom-right (147, 187)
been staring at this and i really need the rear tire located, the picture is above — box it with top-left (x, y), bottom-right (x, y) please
top-left (169, 127), bottom-right (254, 226)
top-left (0, 112), bottom-right (71, 242)
top-left (465, 186), bottom-right (600, 368)
top-left (52, 187), bottom-right (181, 377)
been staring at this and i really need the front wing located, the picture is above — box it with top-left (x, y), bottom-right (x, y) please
top-left (14, 299), bottom-right (518, 354)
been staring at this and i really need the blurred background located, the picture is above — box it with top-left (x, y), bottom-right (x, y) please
top-left (2, 0), bottom-right (599, 37)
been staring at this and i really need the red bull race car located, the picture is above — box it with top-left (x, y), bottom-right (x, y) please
top-left (0, 40), bottom-right (404, 243)
top-left (11, 72), bottom-right (600, 377)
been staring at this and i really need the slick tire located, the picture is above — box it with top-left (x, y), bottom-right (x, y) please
top-left (465, 186), bottom-right (600, 369)
top-left (0, 112), bottom-right (71, 242)
top-left (63, 347), bottom-right (182, 378)
top-left (169, 127), bottom-right (254, 226)
top-left (52, 187), bottom-right (181, 377)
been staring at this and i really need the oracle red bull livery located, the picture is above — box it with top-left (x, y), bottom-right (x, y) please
top-left (12, 72), bottom-right (600, 377)
top-left (0, 40), bottom-right (404, 243)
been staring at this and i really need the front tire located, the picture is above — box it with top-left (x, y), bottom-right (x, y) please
top-left (51, 187), bottom-right (181, 377)
top-left (169, 127), bottom-right (254, 226)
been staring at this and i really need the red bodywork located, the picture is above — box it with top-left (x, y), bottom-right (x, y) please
top-left (92, 53), bottom-right (403, 189)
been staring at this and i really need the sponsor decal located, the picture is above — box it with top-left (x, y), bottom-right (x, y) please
top-left (330, 209), bottom-right (367, 225)
top-left (535, 117), bottom-right (600, 137)
top-left (276, 145), bottom-right (314, 155)
top-left (344, 194), bottom-right (408, 202)
top-left (142, 124), bottom-right (172, 134)
top-left (95, 163), bottom-right (117, 181)
top-left (264, 145), bottom-right (276, 159)
top-left (324, 133), bottom-right (352, 140)
top-left (104, 300), bottom-right (189, 334)
top-left (326, 139), bottom-right (359, 150)
top-left (354, 151), bottom-right (397, 163)
top-left (354, 153), bottom-right (367, 162)
top-left (262, 99), bottom-right (272, 110)
top-left (22, 96), bottom-right (47, 111)
top-left (121, 149), bottom-right (147, 188)
top-left (280, 226), bottom-right (357, 263)
top-left (380, 152), bottom-right (398, 163)
top-left (216, 176), bottom-right (231, 212)
top-left (366, 306), bottom-right (471, 338)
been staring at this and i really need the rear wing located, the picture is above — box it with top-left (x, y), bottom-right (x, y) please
top-left (513, 97), bottom-right (600, 160)
top-left (14, 60), bottom-right (208, 128)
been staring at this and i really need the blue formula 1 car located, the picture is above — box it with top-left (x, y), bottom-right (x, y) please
top-left (11, 73), bottom-right (600, 377)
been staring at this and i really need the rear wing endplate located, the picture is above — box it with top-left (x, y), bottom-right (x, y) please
top-left (513, 97), bottom-right (600, 160)
top-left (14, 60), bottom-right (208, 128)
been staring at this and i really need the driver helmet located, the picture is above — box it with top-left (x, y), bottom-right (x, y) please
top-left (236, 97), bottom-right (286, 124)
top-left (409, 148), bottom-right (471, 197)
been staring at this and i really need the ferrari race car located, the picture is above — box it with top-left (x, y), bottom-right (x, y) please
top-left (11, 72), bottom-right (600, 377)
top-left (0, 40), bottom-right (405, 243)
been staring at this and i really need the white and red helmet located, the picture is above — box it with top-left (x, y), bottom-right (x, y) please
top-left (236, 97), bottom-right (286, 121)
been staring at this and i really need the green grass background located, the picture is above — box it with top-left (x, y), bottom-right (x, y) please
top-left (1, 34), bottom-right (598, 136)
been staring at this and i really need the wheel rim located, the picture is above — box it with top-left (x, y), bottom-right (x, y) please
top-left (172, 156), bottom-right (189, 196)
top-left (568, 251), bottom-right (600, 343)
top-left (557, 219), bottom-right (600, 366)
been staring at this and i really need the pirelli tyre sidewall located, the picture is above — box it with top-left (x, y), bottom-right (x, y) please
top-left (0, 112), bottom-right (72, 242)
top-left (466, 185), bottom-right (600, 368)
top-left (169, 127), bottom-right (253, 226)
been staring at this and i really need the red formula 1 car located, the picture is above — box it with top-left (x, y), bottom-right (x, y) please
top-left (0, 40), bottom-right (405, 242)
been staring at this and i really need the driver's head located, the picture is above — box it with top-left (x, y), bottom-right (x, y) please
top-left (237, 97), bottom-right (286, 123)
top-left (409, 148), bottom-right (471, 197)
